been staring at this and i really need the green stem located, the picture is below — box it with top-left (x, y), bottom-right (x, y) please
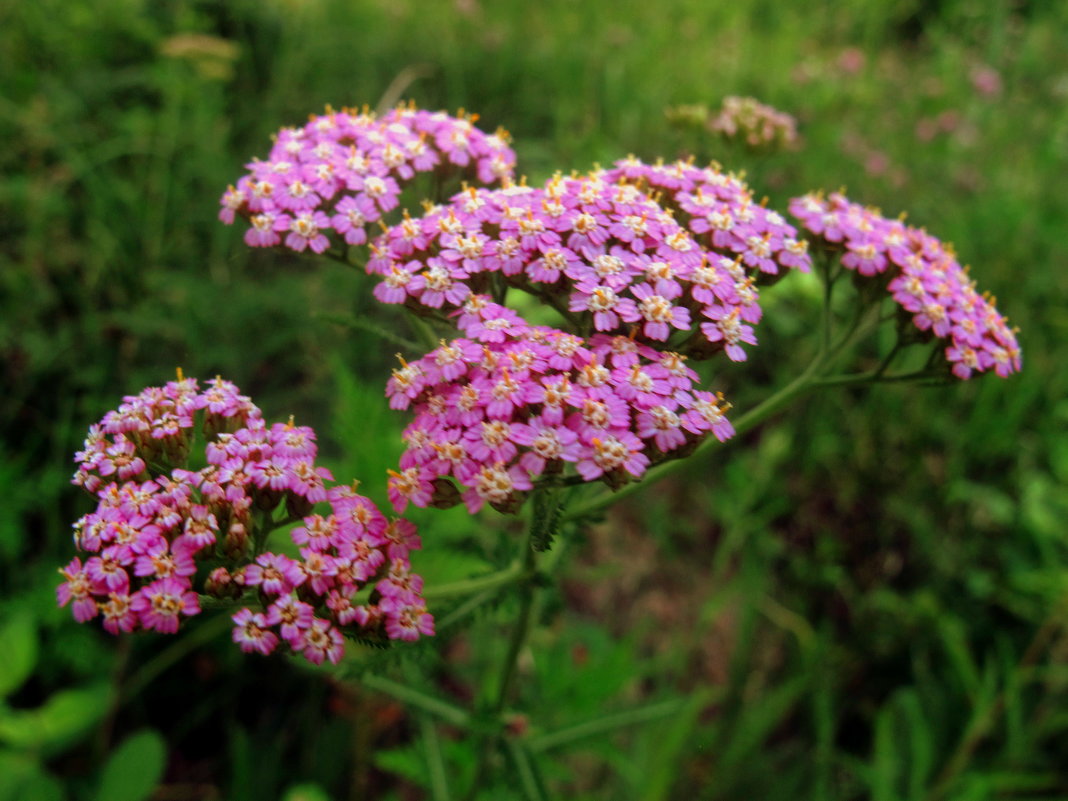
top-left (322, 248), bottom-right (363, 269)
top-left (252, 510), bottom-right (301, 556)
top-left (313, 311), bottom-right (424, 352)
top-left (436, 588), bottom-right (502, 631)
top-left (465, 496), bottom-right (554, 799)
top-left (120, 613), bottom-right (233, 703)
top-left (360, 673), bottom-right (470, 729)
top-left (409, 314), bottom-right (443, 352)
top-left (562, 296), bottom-right (887, 524)
top-left (873, 337), bottom-right (904, 378)
top-left (561, 353), bottom-right (824, 523)
top-left (506, 740), bottom-right (549, 801)
top-left (493, 536), bottom-right (540, 715)
top-left (810, 367), bottom-right (947, 389)
top-left (420, 713), bottom-right (453, 801)
top-left (537, 288), bottom-right (583, 329)
top-left (827, 298), bottom-right (883, 358)
top-left (527, 697), bottom-right (692, 752)
top-left (819, 252), bottom-right (837, 357)
top-left (422, 560), bottom-right (526, 601)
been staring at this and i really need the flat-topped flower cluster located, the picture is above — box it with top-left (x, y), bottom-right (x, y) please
top-left (58, 103), bottom-right (1027, 668)
top-left (385, 304), bottom-right (734, 514)
top-left (368, 164), bottom-right (810, 361)
top-left (790, 192), bottom-right (1022, 379)
top-left (61, 375), bottom-right (432, 664)
top-left (602, 158), bottom-right (811, 279)
top-left (219, 105), bottom-right (516, 254)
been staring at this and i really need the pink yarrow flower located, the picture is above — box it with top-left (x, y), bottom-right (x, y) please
top-left (366, 168), bottom-right (787, 360)
top-left (131, 577), bottom-right (200, 634)
top-left (386, 326), bottom-right (734, 514)
top-left (64, 374), bottom-right (434, 659)
top-left (219, 106), bottom-right (516, 256)
top-left (790, 191), bottom-right (1021, 380)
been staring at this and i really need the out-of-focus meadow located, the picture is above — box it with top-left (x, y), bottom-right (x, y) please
top-left (2, 0), bottom-right (1068, 798)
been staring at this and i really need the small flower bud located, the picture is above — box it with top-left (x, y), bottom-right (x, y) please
top-left (504, 713), bottom-right (530, 738)
top-left (205, 567), bottom-right (240, 599)
top-left (429, 478), bottom-right (462, 509)
top-left (223, 522), bottom-right (250, 559)
top-left (286, 492), bottom-right (314, 520)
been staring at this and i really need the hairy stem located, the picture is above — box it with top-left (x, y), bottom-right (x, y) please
top-left (464, 495), bottom-right (553, 799)
top-left (493, 538), bottom-right (539, 715)
top-left (562, 291), bottom-right (887, 523)
top-left (561, 352), bottom-right (824, 523)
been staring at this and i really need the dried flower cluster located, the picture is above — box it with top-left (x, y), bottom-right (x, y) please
top-left (61, 375), bottom-right (432, 663)
top-left (666, 97), bottom-right (800, 151)
top-left (790, 192), bottom-right (1021, 379)
top-left (708, 96), bottom-right (800, 151)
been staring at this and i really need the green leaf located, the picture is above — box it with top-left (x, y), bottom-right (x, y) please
top-left (506, 740), bottom-right (548, 801)
top-left (95, 729), bottom-right (166, 801)
top-left (0, 750), bottom-right (65, 801)
top-left (530, 490), bottom-right (562, 553)
top-left (282, 784), bottom-right (334, 801)
top-left (718, 674), bottom-right (808, 770)
top-left (0, 684), bottom-right (110, 752)
top-left (871, 701), bottom-right (901, 801)
top-left (896, 690), bottom-right (934, 800)
top-left (374, 744), bottom-right (429, 788)
top-left (0, 613), bottom-right (37, 698)
top-left (637, 689), bottom-right (713, 801)
top-left (3, 772), bottom-right (64, 801)
top-left (328, 360), bottom-right (404, 501)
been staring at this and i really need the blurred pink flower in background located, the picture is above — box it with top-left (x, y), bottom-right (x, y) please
top-left (837, 47), bottom-right (866, 76)
top-left (864, 151), bottom-right (890, 177)
top-left (970, 65), bottom-right (1003, 97)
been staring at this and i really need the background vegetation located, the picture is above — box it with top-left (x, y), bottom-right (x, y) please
top-left (2, 0), bottom-right (1067, 798)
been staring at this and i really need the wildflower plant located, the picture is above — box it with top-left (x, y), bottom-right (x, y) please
top-left (667, 95), bottom-right (802, 152)
top-left (64, 373), bottom-right (433, 663)
top-left (60, 103), bottom-right (1021, 796)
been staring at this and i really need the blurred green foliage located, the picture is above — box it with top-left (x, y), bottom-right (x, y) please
top-left (2, 0), bottom-right (1067, 798)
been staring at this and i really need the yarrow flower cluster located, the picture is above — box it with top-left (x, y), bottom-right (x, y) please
top-left (665, 98), bottom-right (800, 152)
top-left (61, 374), bottom-right (432, 664)
top-left (384, 309), bottom-right (734, 514)
top-left (789, 192), bottom-right (1022, 379)
top-left (707, 96), bottom-right (801, 151)
top-left (227, 483), bottom-right (434, 661)
top-left (368, 167), bottom-right (807, 361)
top-left (603, 157), bottom-right (812, 280)
top-left (219, 104), bottom-right (516, 254)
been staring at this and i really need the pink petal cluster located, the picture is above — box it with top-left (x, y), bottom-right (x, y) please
top-left (61, 375), bottom-right (432, 662)
top-left (789, 192), bottom-right (1022, 379)
top-left (385, 307), bottom-right (734, 514)
top-left (72, 375), bottom-right (258, 494)
top-left (603, 157), bottom-right (812, 278)
top-left (229, 484), bottom-right (434, 662)
top-left (368, 169), bottom-right (800, 361)
top-left (219, 105), bottom-right (516, 253)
